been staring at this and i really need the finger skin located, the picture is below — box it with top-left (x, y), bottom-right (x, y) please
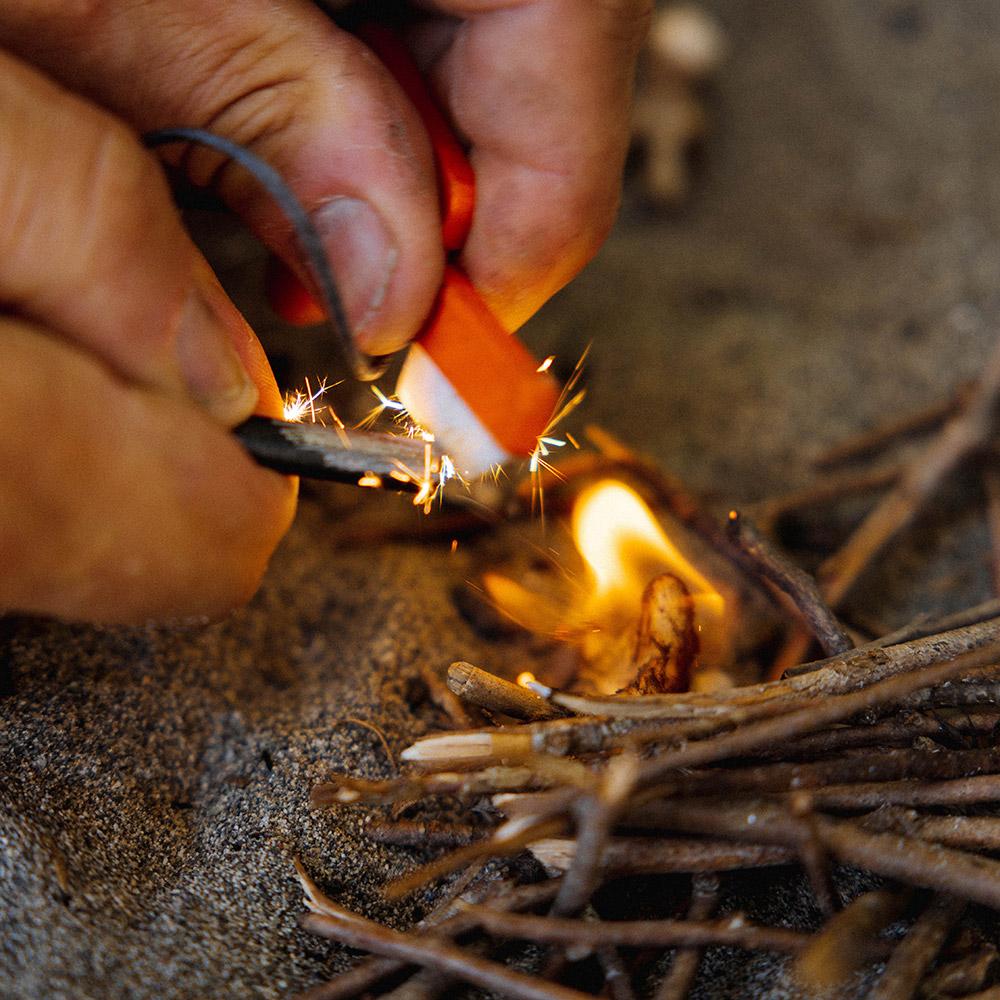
top-left (0, 50), bottom-right (284, 420)
top-left (0, 0), bottom-right (444, 354)
top-left (0, 320), bottom-right (296, 625)
top-left (417, 0), bottom-right (651, 329)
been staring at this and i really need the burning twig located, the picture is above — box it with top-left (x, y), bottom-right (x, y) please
top-left (446, 662), bottom-right (565, 722)
top-left (867, 894), bottom-right (965, 1000)
top-left (725, 509), bottom-right (853, 656)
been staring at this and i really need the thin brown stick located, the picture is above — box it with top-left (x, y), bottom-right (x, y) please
top-left (529, 837), bottom-right (795, 875)
top-left (653, 875), bottom-right (719, 1000)
top-left (819, 336), bottom-right (1000, 608)
top-left (755, 465), bottom-right (901, 532)
top-left (301, 910), bottom-right (592, 1000)
top-left (552, 754), bottom-right (638, 915)
top-left (419, 662), bottom-right (476, 730)
top-left (726, 510), bottom-right (853, 656)
top-left (636, 643), bottom-right (1000, 785)
top-left (332, 717), bottom-right (396, 772)
top-left (596, 946), bottom-right (636, 1000)
top-left (859, 807), bottom-right (1000, 852)
top-left (867, 894), bottom-right (965, 1000)
top-left (789, 793), bottom-right (836, 916)
top-left (637, 799), bottom-right (1000, 910)
top-left (803, 773), bottom-right (1000, 810)
top-left (447, 661), bottom-right (564, 722)
top-left (296, 880), bottom-right (562, 1000)
top-left (382, 816), bottom-right (567, 900)
top-left (813, 384), bottom-right (970, 470)
top-left (462, 905), bottom-right (809, 953)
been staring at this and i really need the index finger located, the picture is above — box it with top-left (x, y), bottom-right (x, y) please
top-left (418, 0), bottom-right (652, 331)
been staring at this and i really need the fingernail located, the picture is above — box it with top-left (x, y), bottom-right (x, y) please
top-left (176, 281), bottom-right (258, 426)
top-left (312, 197), bottom-right (399, 349)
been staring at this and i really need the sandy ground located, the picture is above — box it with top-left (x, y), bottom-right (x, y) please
top-left (3, 1), bottom-right (1000, 996)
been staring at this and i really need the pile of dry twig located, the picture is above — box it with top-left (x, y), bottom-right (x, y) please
top-left (295, 339), bottom-right (1000, 1000)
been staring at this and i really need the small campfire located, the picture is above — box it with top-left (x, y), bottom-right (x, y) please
top-left (292, 336), bottom-right (1000, 1000)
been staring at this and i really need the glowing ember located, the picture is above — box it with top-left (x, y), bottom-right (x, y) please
top-left (516, 671), bottom-right (536, 688)
top-left (357, 474), bottom-right (382, 488)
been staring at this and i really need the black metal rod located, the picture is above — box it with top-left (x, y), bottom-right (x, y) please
top-left (234, 416), bottom-right (431, 492)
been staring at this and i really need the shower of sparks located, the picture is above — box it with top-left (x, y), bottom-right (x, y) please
top-left (282, 377), bottom-right (351, 447)
top-left (528, 345), bottom-right (590, 521)
top-left (357, 385), bottom-right (408, 430)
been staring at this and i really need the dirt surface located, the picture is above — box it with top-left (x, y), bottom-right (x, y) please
top-left (3, 1), bottom-right (1000, 996)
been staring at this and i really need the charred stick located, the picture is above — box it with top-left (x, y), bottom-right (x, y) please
top-left (653, 875), bottom-right (720, 1000)
top-left (447, 662), bottom-right (566, 722)
top-left (867, 894), bottom-right (965, 1000)
top-left (300, 909), bottom-right (592, 1000)
top-left (529, 837), bottom-right (795, 875)
top-left (818, 335), bottom-right (1000, 608)
top-left (775, 711), bottom-right (1000, 757)
top-left (461, 905), bottom-right (809, 953)
top-left (726, 510), bottom-right (853, 656)
top-left (661, 747), bottom-right (1000, 798)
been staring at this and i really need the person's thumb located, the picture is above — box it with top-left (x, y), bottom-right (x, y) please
top-left (0, 1), bottom-right (445, 355)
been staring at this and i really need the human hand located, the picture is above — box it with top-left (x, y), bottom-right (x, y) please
top-left (0, 53), bottom-right (296, 624)
top-left (0, 0), bottom-right (648, 624)
top-left (1, 0), bottom-right (650, 348)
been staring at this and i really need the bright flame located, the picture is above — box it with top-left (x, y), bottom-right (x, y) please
top-left (571, 479), bottom-right (725, 638)
top-left (516, 671), bottom-right (536, 688)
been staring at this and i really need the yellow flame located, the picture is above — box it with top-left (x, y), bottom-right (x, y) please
top-left (516, 671), bottom-right (537, 688)
top-left (571, 480), bottom-right (724, 633)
